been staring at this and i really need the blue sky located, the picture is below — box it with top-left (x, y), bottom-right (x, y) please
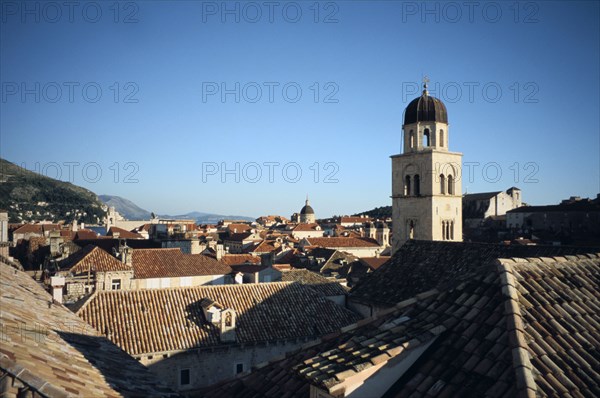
top-left (1, 1), bottom-right (599, 218)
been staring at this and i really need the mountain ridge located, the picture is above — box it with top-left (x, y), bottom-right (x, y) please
top-left (98, 195), bottom-right (255, 223)
top-left (0, 158), bottom-right (106, 224)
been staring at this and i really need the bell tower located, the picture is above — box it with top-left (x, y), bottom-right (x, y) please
top-left (391, 79), bottom-right (463, 252)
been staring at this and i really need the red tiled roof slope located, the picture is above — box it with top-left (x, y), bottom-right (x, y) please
top-left (132, 248), bottom-right (232, 279)
top-left (77, 282), bottom-right (361, 356)
top-left (305, 237), bottom-right (380, 248)
top-left (107, 226), bottom-right (144, 239)
top-left (60, 244), bottom-right (131, 273)
top-left (219, 254), bottom-right (261, 266)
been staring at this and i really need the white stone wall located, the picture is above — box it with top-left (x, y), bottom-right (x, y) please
top-left (133, 274), bottom-right (230, 289)
top-left (292, 229), bottom-right (325, 240)
top-left (144, 340), bottom-right (310, 391)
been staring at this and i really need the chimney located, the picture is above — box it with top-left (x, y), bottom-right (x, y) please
top-left (216, 244), bottom-right (225, 260)
top-left (190, 238), bottom-right (201, 255)
top-left (50, 276), bottom-right (65, 303)
top-left (260, 252), bottom-right (274, 268)
top-left (234, 272), bottom-right (244, 284)
top-left (121, 244), bottom-right (133, 266)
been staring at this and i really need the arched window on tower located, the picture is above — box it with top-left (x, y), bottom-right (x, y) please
top-left (409, 130), bottom-right (414, 149)
top-left (442, 221), bottom-right (446, 240)
top-left (448, 175), bottom-right (454, 195)
top-left (414, 175), bottom-right (420, 196)
top-left (451, 221), bottom-right (455, 240)
top-left (423, 129), bottom-right (430, 147)
top-left (440, 174), bottom-right (446, 194)
top-left (404, 175), bottom-right (411, 196)
top-left (409, 220), bottom-right (415, 239)
top-left (439, 130), bottom-right (444, 147)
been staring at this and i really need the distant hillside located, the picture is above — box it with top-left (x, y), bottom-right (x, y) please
top-left (354, 206), bottom-right (392, 219)
top-left (0, 158), bottom-right (106, 224)
top-left (99, 194), bottom-right (254, 223)
top-left (99, 195), bottom-right (152, 220)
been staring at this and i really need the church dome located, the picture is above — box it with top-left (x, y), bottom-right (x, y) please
top-left (403, 84), bottom-right (448, 125)
top-left (300, 204), bottom-right (314, 215)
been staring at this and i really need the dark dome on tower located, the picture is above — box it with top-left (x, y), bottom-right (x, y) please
top-left (403, 84), bottom-right (448, 125)
top-left (300, 203), bottom-right (314, 215)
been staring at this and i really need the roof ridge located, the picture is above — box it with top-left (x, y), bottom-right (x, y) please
top-left (496, 259), bottom-right (537, 398)
top-left (74, 289), bottom-right (99, 316)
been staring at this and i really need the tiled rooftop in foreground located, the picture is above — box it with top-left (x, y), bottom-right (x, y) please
top-left (0, 261), bottom-right (178, 397)
top-left (350, 240), bottom-right (600, 309)
top-left (199, 253), bottom-right (600, 398)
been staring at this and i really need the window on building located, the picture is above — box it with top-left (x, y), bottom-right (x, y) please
top-left (111, 279), bottom-right (121, 290)
top-left (440, 174), bottom-right (446, 194)
top-left (235, 363), bottom-right (244, 374)
top-left (404, 175), bottom-right (411, 196)
top-left (409, 220), bottom-right (415, 239)
top-left (409, 130), bottom-right (414, 148)
top-left (180, 369), bottom-right (190, 386)
top-left (225, 312), bottom-right (232, 327)
top-left (448, 175), bottom-right (454, 195)
top-left (442, 221), bottom-right (446, 240)
top-left (424, 129), bottom-right (430, 147)
top-left (440, 130), bottom-right (444, 147)
top-left (450, 221), bottom-right (455, 240)
top-left (414, 175), bottom-right (421, 196)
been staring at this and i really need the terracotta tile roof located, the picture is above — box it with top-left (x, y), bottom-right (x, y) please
top-left (292, 223), bottom-right (321, 232)
top-left (60, 244), bottom-right (132, 273)
top-left (225, 232), bottom-right (254, 242)
top-left (303, 237), bottom-right (380, 248)
top-left (107, 226), bottom-right (144, 239)
top-left (281, 269), bottom-right (348, 297)
top-left (339, 216), bottom-right (371, 224)
top-left (246, 240), bottom-right (278, 254)
top-left (27, 236), bottom-right (47, 253)
top-left (273, 264), bottom-right (292, 271)
top-left (132, 248), bottom-right (232, 279)
top-left (275, 249), bottom-right (298, 265)
top-left (230, 263), bottom-right (270, 273)
top-left (350, 240), bottom-right (600, 308)
top-left (12, 224), bottom-right (43, 234)
top-left (219, 254), bottom-right (261, 266)
top-left (201, 254), bottom-right (600, 398)
top-left (227, 223), bottom-right (252, 234)
top-left (359, 256), bottom-right (391, 270)
top-left (0, 261), bottom-right (178, 397)
top-left (74, 229), bottom-right (99, 240)
top-left (77, 282), bottom-right (361, 356)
